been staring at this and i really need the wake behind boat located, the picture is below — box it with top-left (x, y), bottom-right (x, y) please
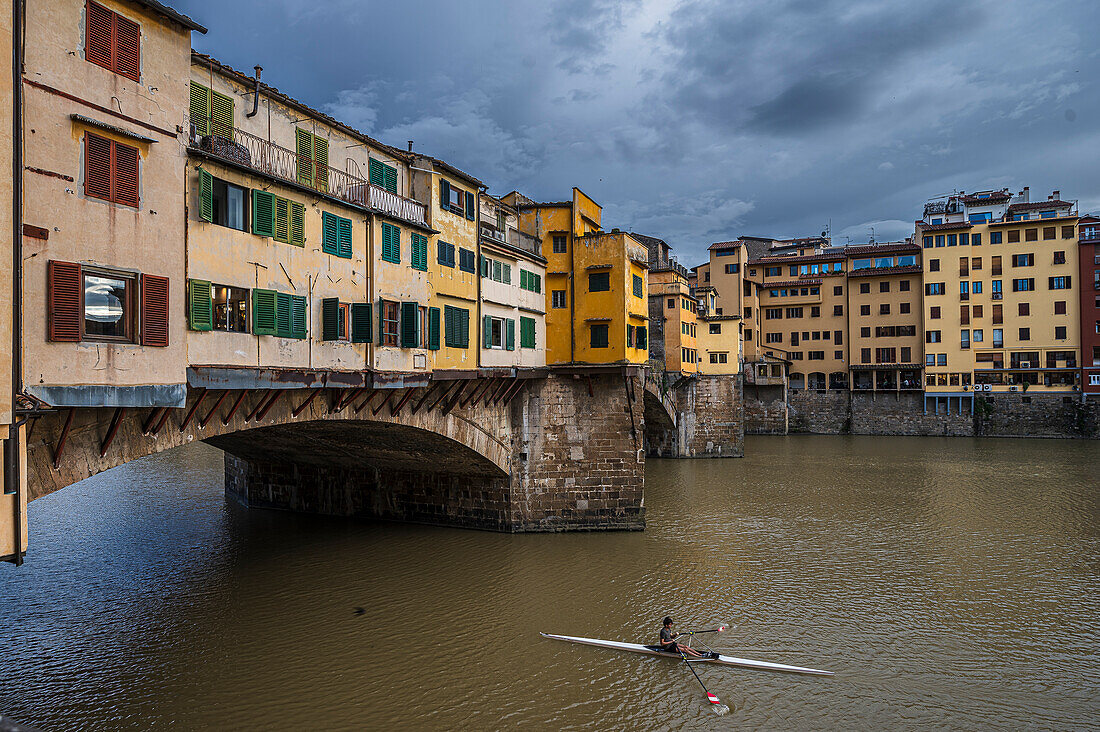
top-left (540, 632), bottom-right (834, 676)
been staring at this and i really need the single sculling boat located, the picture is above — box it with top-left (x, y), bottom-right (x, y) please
top-left (540, 632), bottom-right (833, 676)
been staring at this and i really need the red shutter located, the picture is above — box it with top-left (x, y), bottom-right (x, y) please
top-left (84, 132), bottom-right (112, 201)
top-left (114, 13), bottom-right (140, 81)
top-left (114, 141), bottom-right (139, 206)
top-left (85, 1), bottom-right (113, 70)
top-left (48, 260), bottom-right (83, 342)
top-left (140, 274), bottom-right (169, 347)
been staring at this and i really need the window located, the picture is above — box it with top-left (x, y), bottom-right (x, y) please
top-left (990, 231), bottom-right (1002, 244)
top-left (1048, 276), bottom-right (1071, 290)
top-left (83, 269), bottom-right (133, 342)
top-left (709, 323), bottom-right (721, 334)
top-left (381, 300), bottom-right (400, 346)
top-left (189, 82), bottom-right (233, 138)
top-left (833, 305), bottom-right (843, 316)
top-left (790, 332), bottom-right (799, 346)
top-left (443, 305), bottom-right (470, 348)
top-left (724, 263), bottom-right (739, 274)
top-left (1054, 300), bottom-right (1066, 315)
top-left (667, 297), bottom-right (675, 309)
top-left (438, 241), bottom-right (456, 268)
top-left (1012, 253), bottom-right (1034, 267)
top-left (860, 282), bottom-right (870, 294)
top-left (973, 330), bottom-right (982, 343)
top-left (459, 248), bottom-right (476, 273)
top-left (929, 259), bottom-right (940, 272)
top-left (320, 299), bottom-right (351, 341)
top-left (927, 330), bottom-right (941, 343)
top-left (786, 307), bottom-right (803, 318)
top-left (439, 179), bottom-right (475, 220)
top-left (993, 328), bottom-right (1003, 347)
top-left (937, 354), bottom-right (947, 366)
top-left (899, 302), bottom-right (910, 314)
top-left (973, 305), bottom-right (983, 318)
top-left (901, 347), bottom-right (911, 362)
top-left (484, 316), bottom-right (514, 350)
top-left (408, 233), bottom-right (427, 271)
top-left (935, 235), bottom-right (945, 247)
top-left (85, 2), bottom-right (140, 81)
top-left (875, 348), bottom-right (896, 363)
top-left (765, 308), bottom-right (782, 320)
top-left (960, 330), bottom-right (970, 350)
top-left (84, 132), bottom-right (139, 207)
top-left (213, 284), bottom-right (248, 332)
top-left (808, 351), bottom-right (825, 361)
top-left (1055, 325), bottom-right (1067, 340)
top-left (590, 323), bottom-right (609, 348)
top-left (520, 316), bottom-right (536, 349)
top-left (860, 348), bottom-right (871, 364)
top-left (992, 304), bottom-right (1003, 324)
top-left (520, 270), bottom-right (542, 293)
top-left (1018, 302), bottom-right (1030, 316)
top-left (925, 354), bottom-right (935, 366)
top-left (744, 306), bottom-right (752, 317)
top-left (923, 236), bottom-right (933, 248)
top-left (552, 235), bottom-right (567, 254)
top-left (1008, 229), bottom-right (1020, 243)
top-left (1025, 228), bottom-right (1038, 242)
top-left (368, 158), bottom-right (398, 195)
top-left (898, 280), bottom-right (910, 292)
top-left (860, 305), bottom-right (870, 316)
top-left (861, 327), bottom-right (871, 337)
top-left (294, 128), bottom-right (330, 191)
top-left (552, 290), bottom-right (567, 309)
top-left (835, 330), bottom-right (843, 345)
top-left (764, 266), bottom-right (781, 277)
top-left (381, 222), bottom-right (401, 263)
top-left (1053, 251), bottom-right (1066, 264)
top-left (1012, 278), bottom-right (1034, 292)
top-left (704, 271), bottom-right (711, 282)
top-left (709, 352), bottom-right (728, 364)
top-left (320, 212), bottom-right (354, 259)
top-left (765, 332), bottom-right (782, 343)
top-left (810, 306), bottom-right (820, 318)
top-left (879, 304), bottom-right (890, 315)
top-left (633, 274), bottom-right (644, 298)
top-left (929, 306), bottom-right (941, 319)
top-left (960, 281), bottom-right (969, 300)
top-left (1042, 226), bottom-right (1056, 241)
top-left (745, 328), bottom-right (752, 341)
top-left (1019, 327), bottom-right (1030, 341)
top-left (879, 281), bottom-right (890, 293)
top-left (198, 172), bottom-right (248, 232)
top-left (589, 271), bottom-right (610, 292)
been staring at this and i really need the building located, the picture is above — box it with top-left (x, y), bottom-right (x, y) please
top-left (1, 0), bottom-right (18, 561)
top-left (636, 233), bottom-right (697, 376)
top-left (845, 241), bottom-right (923, 392)
top-left (918, 187), bottom-right (1081, 412)
top-left (1079, 215), bottom-right (1100, 395)
top-left (696, 314), bottom-right (742, 375)
top-left (478, 193), bottom-right (547, 369)
top-left (503, 189), bottom-right (648, 366)
top-left (185, 54), bottom-right (435, 381)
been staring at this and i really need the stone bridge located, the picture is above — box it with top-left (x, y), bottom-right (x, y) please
top-left (642, 374), bottom-right (746, 458)
top-left (25, 367), bottom-right (648, 532)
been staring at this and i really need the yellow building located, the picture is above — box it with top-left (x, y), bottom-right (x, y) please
top-left (635, 233), bottom-right (697, 375)
top-left (410, 155), bottom-right (480, 374)
top-left (845, 241), bottom-right (923, 391)
top-left (185, 54), bottom-right (434, 376)
top-left (918, 187), bottom-right (1081, 407)
top-left (504, 188), bottom-right (648, 366)
top-left (697, 315), bottom-right (742, 375)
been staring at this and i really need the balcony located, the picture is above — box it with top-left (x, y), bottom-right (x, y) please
top-left (1081, 227), bottom-right (1100, 243)
top-left (189, 121), bottom-right (428, 228)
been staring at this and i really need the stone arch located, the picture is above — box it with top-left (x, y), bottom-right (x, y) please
top-left (642, 381), bottom-right (677, 456)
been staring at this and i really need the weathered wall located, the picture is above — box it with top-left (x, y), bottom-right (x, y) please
top-left (850, 392), bottom-right (971, 437)
top-left (787, 390), bottom-right (850, 434)
top-left (975, 394), bottom-right (1099, 438)
top-left (744, 383), bottom-right (787, 434)
top-left (675, 375), bottom-right (744, 457)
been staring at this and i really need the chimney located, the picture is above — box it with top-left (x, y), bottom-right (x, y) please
top-left (1022, 186), bottom-right (1029, 202)
top-left (1052, 190), bottom-right (1060, 200)
top-left (408, 140), bottom-right (414, 152)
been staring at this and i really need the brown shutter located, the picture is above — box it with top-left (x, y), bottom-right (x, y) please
top-left (84, 132), bottom-right (112, 201)
top-left (140, 274), bottom-right (169, 347)
top-left (85, 1), bottom-right (113, 70)
top-left (48, 260), bottom-right (82, 342)
top-left (114, 141), bottom-right (139, 206)
top-left (114, 13), bottom-right (140, 82)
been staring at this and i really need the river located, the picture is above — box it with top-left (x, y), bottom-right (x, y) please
top-left (0, 436), bottom-right (1096, 730)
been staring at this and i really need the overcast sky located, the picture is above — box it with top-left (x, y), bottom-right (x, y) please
top-left (179, 0), bottom-right (1100, 266)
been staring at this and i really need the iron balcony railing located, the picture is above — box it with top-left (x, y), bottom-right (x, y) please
top-left (189, 120), bottom-right (428, 228)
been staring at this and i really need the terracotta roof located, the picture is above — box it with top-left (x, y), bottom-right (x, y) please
top-left (1007, 200), bottom-right (1075, 213)
top-left (917, 221), bottom-right (973, 231)
top-left (961, 191), bottom-right (1010, 204)
top-left (136, 0), bottom-right (206, 32)
top-left (845, 242), bottom-right (919, 256)
top-left (708, 240), bottom-right (742, 251)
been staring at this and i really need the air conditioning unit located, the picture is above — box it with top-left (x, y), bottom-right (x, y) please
top-left (1009, 385), bottom-right (1018, 392)
top-left (991, 293), bottom-right (1002, 300)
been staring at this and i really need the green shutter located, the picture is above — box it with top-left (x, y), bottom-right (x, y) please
top-left (337, 217), bottom-right (353, 259)
top-left (274, 197), bottom-right (290, 243)
top-left (313, 136), bottom-right (329, 193)
top-left (252, 190), bottom-right (275, 237)
top-left (381, 223), bottom-right (400, 263)
top-left (369, 158), bottom-right (384, 187)
top-left (188, 279), bottom-right (212, 331)
top-left (440, 179), bottom-right (450, 209)
top-left (483, 315), bottom-right (493, 348)
top-left (534, 273), bottom-right (541, 293)
top-left (521, 316), bottom-right (535, 349)
top-left (198, 169), bottom-right (213, 222)
top-left (443, 306), bottom-right (453, 347)
top-left (411, 233), bottom-right (427, 271)
top-left (465, 191), bottom-right (476, 221)
top-left (480, 255), bottom-right (489, 277)
top-left (351, 302), bottom-right (372, 343)
top-left (189, 82), bottom-right (210, 136)
top-left (210, 90), bottom-right (233, 138)
top-left (295, 128), bottom-right (314, 186)
top-left (428, 307), bottom-right (440, 350)
top-left (383, 165), bottom-right (397, 194)
top-left (505, 318), bottom-right (515, 351)
top-left (321, 297), bottom-right (339, 340)
top-left (290, 202), bottom-right (305, 246)
top-left (460, 308), bottom-right (470, 347)
top-left (291, 295), bottom-right (307, 339)
top-left (377, 297), bottom-right (385, 345)
top-left (401, 301), bottom-right (419, 347)
top-left (321, 212), bottom-right (338, 255)
top-left (275, 292), bottom-right (292, 337)
top-left (252, 289), bottom-right (277, 335)
top-left (502, 264), bottom-right (511, 285)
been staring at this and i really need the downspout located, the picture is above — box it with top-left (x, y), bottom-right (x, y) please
top-left (8, 0), bottom-right (24, 564)
top-left (246, 66), bottom-right (261, 118)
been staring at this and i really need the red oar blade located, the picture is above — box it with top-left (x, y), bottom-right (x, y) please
top-left (707, 692), bottom-right (720, 705)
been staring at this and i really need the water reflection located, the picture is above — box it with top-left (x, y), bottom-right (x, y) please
top-left (0, 436), bottom-right (1096, 730)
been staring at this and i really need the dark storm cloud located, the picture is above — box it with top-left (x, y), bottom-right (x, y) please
top-left (175, 0), bottom-right (1100, 265)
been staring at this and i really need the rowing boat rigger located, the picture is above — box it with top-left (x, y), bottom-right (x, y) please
top-left (539, 632), bottom-right (834, 676)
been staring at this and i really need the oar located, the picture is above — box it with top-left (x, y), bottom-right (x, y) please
top-left (681, 624), bottom-right (729, 636)
top-left (674, 642), bottom-right (723, 707)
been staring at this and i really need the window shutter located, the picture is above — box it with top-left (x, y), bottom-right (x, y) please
top-left (114, 142), bottom-right (139, 207)
top-left (251, 289), bottom-right (277, 335)
top-left (480, 255), bottom-right (488, 277)
top-left (460, 308), bottom-right (470, 347)
top-left (115, 13), bottom-right (140, 82)
top-left (465, 191), bottom-right (475, 221)
top-left (290, 295), bottom-right (307, 338)
top-left (377, 297), bottom-right (385, 345)
top-left (321, 212), bottom-right (338, 254)
top-left (428, 307), bottom-right (440, 350)
top-left (85, 2), bottom-right (113, 70)
top-left (505, 318), bottom-right (515, 351)
top-left (313, 135), bottom-right (329, 193)
top-left (274, 197), bottom-right (290, 243)
top-left (210, 90), bottom-right (233, 138)
top-left (187, 278), bottom-right (213, 331)
top-left (141, 273), bottom-right (169, 346)
top-left (275, 292), bottom-right (293, 337)
top-left (440, 179), bottom-right (450, 208)
top-left (252, 190), bottom-right (275, 237)
top-left (321, 297), bottom-right (339, 340)
top-left (84, 132), bottom-right (112, 201)
top-left (47, 260), bottom-right (82, 342)
top-left (443, 306), bottom-right (453, 347)
top-left (199, 169), bottom-right (213, 222)
top-left (337, 217), bottom-right (353, 259)
top-left (638, 327), bottom-right (647, 349)
top-left (368, 158), bottom-right (384, 187)
top-left (483, 315), bottom-right (493, 348)
top-left (383, 165), bottom-right (397, 194)
top-left (351, 302), bottom-right (372, 343)
top-left (401, 301), bottom-right (419, 347)
top-left (502, 264), bottom-right (511, 285)
top-left (295, 128), bottom-right (313, 186)
top-left (189, 82), bottom-right (210, 136)
top-left (290, 202), bottom-right (305, 246)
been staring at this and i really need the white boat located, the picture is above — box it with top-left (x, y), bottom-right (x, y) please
top-left (540, 632), bottom-right (834, 676)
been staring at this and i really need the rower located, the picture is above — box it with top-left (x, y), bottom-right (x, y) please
top-left (660, 617), bottom-right (703, 658)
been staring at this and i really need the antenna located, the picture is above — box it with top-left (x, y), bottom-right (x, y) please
top-left (869, 226), bottom-right (875, 245)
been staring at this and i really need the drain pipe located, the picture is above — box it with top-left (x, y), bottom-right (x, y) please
top-left (246, 65), bottom-right (262, 118)
top-left (8, 0), bottom-right (24, 565)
